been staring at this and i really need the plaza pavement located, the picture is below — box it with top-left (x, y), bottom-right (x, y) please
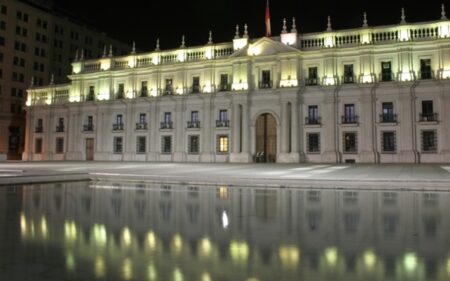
top-left (1, 162), bottom-right (450, 189)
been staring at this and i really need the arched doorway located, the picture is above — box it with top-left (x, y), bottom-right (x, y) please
top-left (255, 113), bottom-right (277, 163)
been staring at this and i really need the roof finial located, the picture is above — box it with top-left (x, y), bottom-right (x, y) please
top-left (102, 45), bottom-right (107, 57)
top-left (208, 30), bottom-right (213, 44)
top-left (155, 38), bottom-right (160, 51)
top-left (401, 7), bottom-right (406, 24)
top-left (363, 12), bottom-right (368, 27)
top-left (291, 17), bottom-right (297, 33)
top-left (282, 18), bottom-right (287, 34)
top-left (327, 16), bottom-right (332, 31)
top-left (80, 49), bottom-right (84, 60)
top-left (109, 45), bottom-right (113, 57)
top-left (244, 23), bottom-right (249, 38)
top-left (50, 74), bottom-right (54, 85)
top-left (180, 35), bottom-right (186, 48)
top-left (442, 4), bottom-right (447, 20)
top-left (234, 24), bottom-right (240, 39)
top-left (74, 49), bottom-right (79, 61)
top-left (131, 41), bottom-right (136, 54)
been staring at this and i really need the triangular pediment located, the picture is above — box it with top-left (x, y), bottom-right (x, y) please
top-left (230, 37), bottom-right (299, 58)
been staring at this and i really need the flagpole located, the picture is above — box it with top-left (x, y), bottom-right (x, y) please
top-left (265, 0), bottom-right (271, 37)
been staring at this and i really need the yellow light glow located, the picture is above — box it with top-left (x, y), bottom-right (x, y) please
top-left (46, 99), bottom-right (52, 105)
top-left (231, 82), bottom-right (249, 91)
top-left (126, 90), bottom-right (133, 99)
top-left (205, 48), bottom-right (213, 60)
top-left (64, 221), bottom-right (77, 242)
top-left (280, 79), bottom-right (298, 87)
top-left (20, 213), bottom-right (27, 236)
top-left (219, 136), bottom-right (229, 153)
top-left (281, 33), bottom-right (297, 45)
top-left (172, 234), bottom-right (183, 255)
top-left (233, 38), bottom-right (248, 50)
top-left (26, 99), bottom-right (32, 107)
top-left (66, 252), bottom-right (76, 272)
top-left (324, 77), bottom-right (335, 86)
top-left (446, 256), bottom-right (450, 275)
top-left (361, 33), bottom-right (371, 44)
top-left (69, 96), bottom-right (81, 103)
top-left (147, 231), bottom-right (157, 251)
top-left (324, 36), bottom-right (334, 48)
top-left (72, 62), bottom-right (82, 74)
top-left (399, 29), bottom-right (410, 41)
top-left (203, 84), bottom-right (212, 93)
top-left (100, 59), bottom-right (111, 71)
top-left (92, 224), bottom-right (107, 247)
top-left (246, 278), bottom-right (260, 281)
top-left (362, 75), bottom-right (373, 83)
top-left (176, 87), bottom-right (184, 95)
top-left (201, 272), bottom-right (211, 281)
top-left (218, 187), bottom-right (229, 200)
top-left (152, 56), bottom-right (160, 65)
top-left (148, 263), bottom-right (157, 281)
top-left (325, 247), bottom-right (338, 266)
top-left (400, 71), bottom-right (413, 82)
top-left (94, 256), bottom-right (106, 278)
top-left (200, 238), bottom-right (212, 257)
top-left (230, 241), bottom-right (249, 264)
top-left (440, 24), bottom-right (450, 38)
top-left (41, 216), bottom-right (48, 238)
top-left (363, 250), bottom-right (377, 269)
top-left (122, 227), bottom-right (132, 246)
top-left (279, 246), bottom-right (300, 268)
top-left (122, 258), bottom-right (133, 280)
top-left (150, 88), bottom-right (158, 97)
top-left (128, 58), bottom-right (136, 68)
top-left (247, 45), bottom-right (261, 56)
top-left (173, 268), bottom-right (184, 281)
top-left (98, 90), bottom-right (110, 101)
top-left (178, 51), bottom-right (186, 62)
top-left (404, 252), bottom-right (417, 272)
top-left (442, 70), bottom-right (450, 79)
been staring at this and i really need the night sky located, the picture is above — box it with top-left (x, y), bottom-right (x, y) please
top-left (55, 0), bottom-right (449, 51)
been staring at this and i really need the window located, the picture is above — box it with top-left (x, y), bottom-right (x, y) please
top-left (192, 76), bottom-right (200, 93)
top-left (139, 113), bottom-right (146, 124)
top-left (382, 132), bottom-right (396, 153)
top-left (344, 64), bottom-right (354, 83)
top-left (35, 138), bottom-right (43, 154)
top-left (191, 111), bottom-right (199, 122)
top-left (420, 59), bottom-right (432, 79)
top-left (217, 135), bottom-right (229, 153)
top-left (117, 83), bottom-right (124, 98)
top-left (260, 70), bottom-right (272, 88)
top-left (219, 74), bottom-right (229, 91)
top-left (307, 133), bottom-right (320, 153)
top-left (140, 81), bottom-right (148, 96)
top-left (343, 132), bottom-right (357, 153)
top-left (164, 112), bottom-right (171, 123)
top-left (0, 21), bottom-right (5, 30)
top-left (113, 137), bottom-right (123, 153)
top-left (161, 136), bottom-right (172, 154)
top-left (10, 103), bottom-right (15, 114)
top-left (55, 138), bottom-right (64, 154)
top-left (87, 86), bottom-right (95, 101)
top-left (381, 61), bottom-right (392, 81)
top-left (381, 102), bottom-right (395, 122)
top-left (343, 104), bottom-right (357, 123)
top-left (422, 130), bottom-right (437, 152)
top-left (116, 114), bottom-right (123, 125)
top-left (0, 36), bottom-right (4, 46)
top-left (307, 67), bottom-right (318, 85)
top-left (165, 79), bottom-right (173, 94)
top-left (136, 136), bottom-right (146, 153)
top-left (219, 110), bottom-right (228, 122)
top-left (57, 118), bottom-right (64, 132)
top-left (1, 5), bottom-right (6, 15)
top-left (307, 105), bottom-right (319, 124)
top-left (188, 135), bottom-right (200, 154)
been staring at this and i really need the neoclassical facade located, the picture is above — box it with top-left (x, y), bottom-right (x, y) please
top-left (23, 9), bottom-right (450, 163)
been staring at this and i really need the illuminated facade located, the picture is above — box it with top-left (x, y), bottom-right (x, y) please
top-left (23, 8), bottom-right (450, 163)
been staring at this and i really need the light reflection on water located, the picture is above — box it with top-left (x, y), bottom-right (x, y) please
top-left (0, 181), bottom-right (450, 280)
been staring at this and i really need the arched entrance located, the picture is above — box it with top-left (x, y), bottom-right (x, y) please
top-left (255, 113), bottom-right (277, 163)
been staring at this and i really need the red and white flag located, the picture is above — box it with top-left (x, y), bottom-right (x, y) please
top-left (265, 0), bottom-right (271, 37)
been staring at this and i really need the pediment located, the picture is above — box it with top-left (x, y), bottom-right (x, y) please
top-left (230, 37), bottom-right (299, 58)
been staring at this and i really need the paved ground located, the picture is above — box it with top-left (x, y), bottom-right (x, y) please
top-left (1, 161), bottom-right (450, 189)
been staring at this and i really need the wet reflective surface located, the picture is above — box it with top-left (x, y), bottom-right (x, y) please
top-left (1, 181), bottom-right (450, 280)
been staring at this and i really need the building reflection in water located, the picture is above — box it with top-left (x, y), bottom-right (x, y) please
top-left (13, 181), bottom-right (450, 281)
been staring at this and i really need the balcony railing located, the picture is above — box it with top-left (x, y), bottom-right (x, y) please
top-left (305, 117), bottom-right (321, 125)
top-left (56, 126), bottom-right (65, 133)
top-left (419, 113), bottom-right (438, 122)
top-left (216, 120), bottom-right (230, 128)
top-left (305, 78), bottom-right (318, 86)
top-left (86, 93), bottom-right (95, 101)
top-left (35, 126), bottom-right (43, 133)
top-left (419, 70), bottom-right (434, 80)
top-left (190, 86), bottom-right (200, 94)
top-left (139, 90), bottom-right (148, 97)
top-left (136, 123), bottom-right (148, 130)
top-left (343, 76), bottom-right (355, 84)
top-left (380, 72), bottom-right (394, 82)
top-left (163, 88), bottom-right (173, 96)
top-left (259, 81), bottom-right (273, 89)
top-left (83, 124), bottom-right (94, 132)
top-left (218, 84), bottom-right (231, 92)
top-left (113, 123), bottom-right (124, 131)
top-left (187, 121), bottom-right (201, 128)
top-left (160, 122), bottom-right (173, 129)
top-left (341, 115), bottom-right (359, 124)
top-left (380, 113), bottom-right (397, 123)
top-left (116, 92), bottom-right (125, 99)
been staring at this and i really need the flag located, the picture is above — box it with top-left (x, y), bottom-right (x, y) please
top-left (265, 0), bottom-right (271, 37)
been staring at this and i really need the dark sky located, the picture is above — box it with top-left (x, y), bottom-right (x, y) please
top-left (55, 0), bottom-right (449, 51)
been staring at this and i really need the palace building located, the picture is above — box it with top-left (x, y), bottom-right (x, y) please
top-left (23, 7), bottom-right (450, 163)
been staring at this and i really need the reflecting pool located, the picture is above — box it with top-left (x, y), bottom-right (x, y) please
top-left (1, 181), bottom-right (450, 280)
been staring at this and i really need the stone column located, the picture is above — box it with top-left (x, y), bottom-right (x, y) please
top-left (173, 97), bottom-right (186, 162)
top-left (200, 95), bottom-right (213, 162)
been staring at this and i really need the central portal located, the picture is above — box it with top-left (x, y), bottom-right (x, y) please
top-left (255, 113), bottom-right (277, 163)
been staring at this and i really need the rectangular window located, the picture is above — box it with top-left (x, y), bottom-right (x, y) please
top-left (420, 59), bottom-right (432, 79)
top-left (35, 138), bottom-right (43, 154)
top-left (0, 36), bottom-right (4, 46)
top-left (343, 132), bottom-right (357, 153)
top-left (421, 100), bottom-right (436, 121)
top-left (192, 76), bottom-right (200, 93)
top-left (219, 110), bottom-right (228, 122)
top-left (113, 137), bottom-right (123, 153)
top-left (87, 116), bottom-right (93, 125)
top-left (116, 114), bottom-right (123, 124)
top-left (191, 111), bottom-right (199, 122)
top-left (382, 132), bottom-right (396, 153)
top-left (344, 64), bottom-right (354, 83)
top-left (220, 74), bottom-right (229, 91)
top-left (0, 21), bottom-right (5, 30)
top-left (307, 105), bottom-right (319, 124)
top-left (165, 79), bottom-right (173, 94)
top-left (381, 102), bottom-right (395, 122)
top-left (117, 83), bottom-right (124, 98)
top-left (343, 104), bottom-right (356, 123)
top-left (161, 136), bottom-right (172, 154)
top-left (307, 133), bottom-right (320, 153)
top-left (139, 113), bottom-right (146, 124)
top-left (260, 70), bottom-right (272, 88)
top-left (422, 130), bottom-right (437, 152)
top-left (87, 86), bottom-right (95, 101)
top-left (164, 112), bottom-right (171, 123)
top-left (1, 5), bottom-right (6, 15)
top-left (136, 136), bottom-right (146, 153)
top-left (306, 67), bottom-right (318, 85)
top-left (188, 135), bottom-right (200, 154)
top-left (217, 135), bottom-right (229, 153)
top-left (140, 81), bottom-right (148, 96)
top-left (55, 137), bottom-right (64, 154)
